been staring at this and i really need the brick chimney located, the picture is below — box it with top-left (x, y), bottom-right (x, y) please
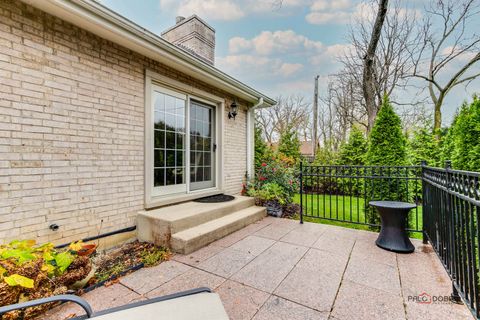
top-left (162, 15), bottom-right (215, 66)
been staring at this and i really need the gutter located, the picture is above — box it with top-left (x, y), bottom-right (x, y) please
top-left (20, 0), bottom-right (276, 107)
top-left (246, 98), bottom-right (271, 178)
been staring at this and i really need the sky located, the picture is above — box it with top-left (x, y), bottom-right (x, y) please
top-left (100, 0), bottom-right (480, 126)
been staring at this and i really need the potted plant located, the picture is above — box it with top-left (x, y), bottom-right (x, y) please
top-left (69, 241), bottom-right (97, 257)
top-left (256, 182), bottom-right (288, 217)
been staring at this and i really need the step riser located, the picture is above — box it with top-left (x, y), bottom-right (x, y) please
top-left (171, 208), bottom-right (266, 254)
top-left (170, 198), bottom-right (255, 234)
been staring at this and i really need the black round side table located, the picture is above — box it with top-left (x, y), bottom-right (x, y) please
top-left (370, 201), bottom-right (416, 253)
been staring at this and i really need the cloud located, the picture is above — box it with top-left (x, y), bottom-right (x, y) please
top-left (278, 63), bottom-right (304, 76)
top-left (218, 29), bottom-right (347, 97)
top-left (229, 30), bottom-right (324, 56)
top-left (309, 44), bottom-right (351, 66)
top-left (216, 55), bottom-right (304, 79)
top-left (306, 1), bottom-right (422, 25)
top-left (306, 0), bottom-right (373, 25)
top-left (159, 0), bottom-right (305, 21)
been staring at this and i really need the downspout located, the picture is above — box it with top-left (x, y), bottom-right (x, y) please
top-left (246, 98), bottom-right (265, 180)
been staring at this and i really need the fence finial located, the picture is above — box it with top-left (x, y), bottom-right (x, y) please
top-left (445, 160), bottom-right (452, 169)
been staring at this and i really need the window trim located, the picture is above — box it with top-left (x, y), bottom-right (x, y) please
top-left (145, 70), bottom-right (225, 208)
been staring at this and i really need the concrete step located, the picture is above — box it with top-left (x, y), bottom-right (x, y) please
top-left (171, 206), bottom-right (266, 254)
top-left (136, 196), bottom-right (257, 247)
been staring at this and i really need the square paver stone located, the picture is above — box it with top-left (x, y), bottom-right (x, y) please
top-left (331, 280), bottom-right (405, 320)
top-left (230, 235), bottom-right (276, 256)
top-left (146, 268), bottom-right (226, 298)
top-left (232, 241), bottom-right (308, 293)
top-left (37, 284), bottom-right (143, 320)
top-left (397, 245), bottom-right (452, 293)
top-left (120, 260), bottom-right (191, 294)
top-left (172, 244), bottom-right (225, 266)
top-left (350, 237), bottom-right (397, 266)
top-left (312, 230), bottom-right (355, 258)
top-left (216, 280), bottom-right (270, 320)
top-left (253, 220), bottom-right (299, 240)
top-left (197, 247), bottom-right (256, 278)
top-left (253, 296), bottom-right (328, 320)
top-left (344, 253), bottom-right (401, 296)
top-left (275, 248), bottom-right (347, 311)
top-left (403, 296), bottom-right (474, 320)
top-left (214, 218), bottom-right (275, 247)
top-left (279, 222), bottom-right (326, 247)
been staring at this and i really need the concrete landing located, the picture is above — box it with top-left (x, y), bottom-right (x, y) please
top-left (136, 196), bottom-right (266, 253)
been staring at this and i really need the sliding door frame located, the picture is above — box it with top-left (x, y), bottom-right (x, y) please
top-left (145, 70), bottom-right (224, 208)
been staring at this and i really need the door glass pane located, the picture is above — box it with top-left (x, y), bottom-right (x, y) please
top-left (154, 130), bottom-right (164, 148)
top-left (154, 169), bottom-right (164, 187)
top-left (153, 89), bottom-right (185, 191)
top-left (189, 101), bottom-right (213, 189)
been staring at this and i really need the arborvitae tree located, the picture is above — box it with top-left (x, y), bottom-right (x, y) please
top-left (408, 124), bottom-right (440, 167)
top-left (441, 119), bottom-right (457, 165)
top-left (366, 96), bottom-right (407, 166)
top-left (366, 96), bottom-right (408, 225)
top-left (337, 126), bottom-right (367, 165)
top-left (313, 142), bottom-right (338, 166)
top-left (335, 126), bottom-right (367, 196)
top-left (254, 126), bottom-right (273, 170)
top-left (451, 96), bottom-right (480, 171)
top-left (278, 126), bottom-right (301, 161)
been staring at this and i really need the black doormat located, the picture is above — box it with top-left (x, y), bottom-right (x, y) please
top-left (193, 194), bottom-right (235, 203)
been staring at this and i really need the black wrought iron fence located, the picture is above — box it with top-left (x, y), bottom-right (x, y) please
top-left (298, 163), bottom-right (423, 232)
top-left (423, 162), bottom-right (480, 318)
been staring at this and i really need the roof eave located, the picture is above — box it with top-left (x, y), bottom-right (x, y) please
top-left (20, 0), bottom-right (276, 107)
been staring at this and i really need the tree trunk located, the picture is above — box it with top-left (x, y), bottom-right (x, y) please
top-left (363, 0), bottom-right (389, 133)
top-left (433, 93), bottom-right (444, 139)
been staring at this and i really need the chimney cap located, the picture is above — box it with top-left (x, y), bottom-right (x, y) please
top-left (176, 16), bottom-right (185, 24)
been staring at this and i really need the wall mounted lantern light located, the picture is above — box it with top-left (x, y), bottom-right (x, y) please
top-left (228, 99), bottom-right (238, 120)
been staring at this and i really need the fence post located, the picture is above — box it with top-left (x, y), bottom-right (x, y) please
top-left (421, 160), bottom-right (428, 245)
top-left (444, 160), bottom-right (460, 303)
top-left (299, 161), bottom-right (303, 224)
top-left (451, 283), bottom-right (462, 304)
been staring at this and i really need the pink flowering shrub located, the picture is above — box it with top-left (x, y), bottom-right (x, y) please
top-left (246, 157), bottom-right (298, 205)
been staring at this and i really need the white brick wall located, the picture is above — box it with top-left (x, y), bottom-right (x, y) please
top-left (0, 0), bottom-right (248, 244)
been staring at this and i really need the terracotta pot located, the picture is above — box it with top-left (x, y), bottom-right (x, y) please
top-left (77, 244), bottom-right (97, 256)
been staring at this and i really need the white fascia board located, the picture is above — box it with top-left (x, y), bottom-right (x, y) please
top-left (20, 0), bottom-right (276, 107)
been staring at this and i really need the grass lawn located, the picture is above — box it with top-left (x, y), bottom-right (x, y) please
top-left (292, 193), bottom-right (423, 239)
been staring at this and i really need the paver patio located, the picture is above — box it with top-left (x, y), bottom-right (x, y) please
top-left (40, 217), bottom-right (473, 320)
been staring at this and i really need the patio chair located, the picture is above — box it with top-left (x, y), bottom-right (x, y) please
top-left (0, 287), bottom-right (229, 319)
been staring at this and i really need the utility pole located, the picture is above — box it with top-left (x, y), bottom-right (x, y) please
top-left (312, 75), bottom-right (319, 156)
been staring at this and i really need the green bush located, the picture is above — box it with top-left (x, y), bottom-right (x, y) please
top-left (247, 156), bottom-right (298, 207)
top-left (251, 182), bottom-right (290, 206)
top-left (407, 124), bottom-right (441, 167)
top-left (366, 96), bottom-right (408, 225)
top-left (254, 126), bottom-right (273, 171)
top-left (277, 126), bottom-right (301, 161)
top-left (337, 126), bottom-right (367, 166)
top-left (366, 96), bottom-right (407, 167)
top-left (448, 96), bottom-right (480, 171)
top-left (336, 127), bottom-right (368, 196)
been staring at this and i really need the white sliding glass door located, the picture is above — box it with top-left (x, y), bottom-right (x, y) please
top-left (152, 85), bottom-right (187, 196)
